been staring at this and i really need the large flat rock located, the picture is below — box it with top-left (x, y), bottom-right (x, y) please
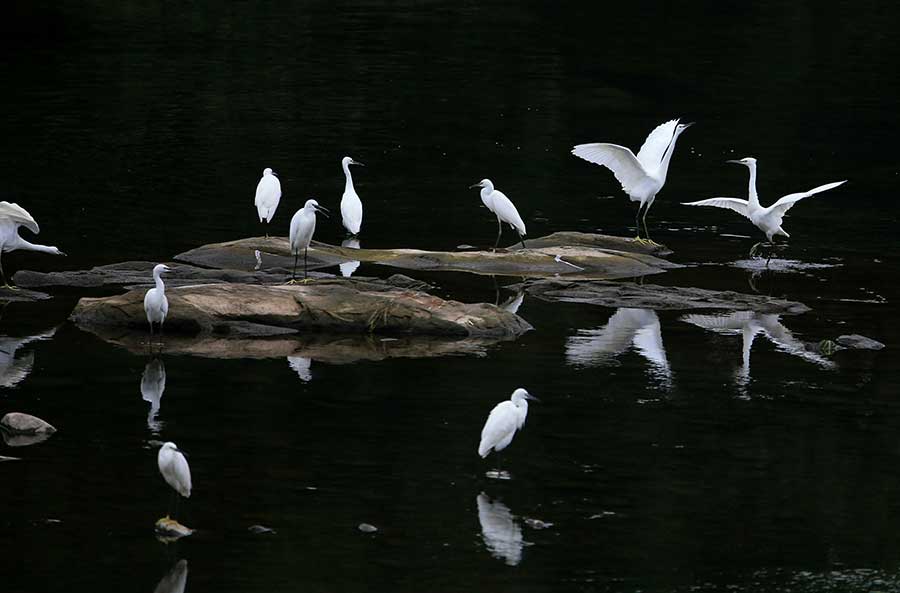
top-left (174, 233), bottom-right (680, 280)
top-left (70, 278), bottom-right (532, 338)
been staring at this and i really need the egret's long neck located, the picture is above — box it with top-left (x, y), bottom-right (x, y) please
top-left (342, 161), bottom-right (355, 192)
top-left (657, 131), bottom-right (683, 183)
top-left (153, 270), bottom-right (166, 294)
top-left (746, 162), bottom-right (760, 208)
top-left (14, 238), bottom-right (58, 254)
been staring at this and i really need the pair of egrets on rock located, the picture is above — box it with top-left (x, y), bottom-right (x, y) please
top-left (571, 118), bottom-right (847, 255)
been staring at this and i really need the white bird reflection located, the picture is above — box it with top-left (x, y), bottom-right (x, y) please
top-left (141, 357), bottom-right (166, 433)
top-left (0, 326), bottom-right (56, 389)
top-left (565, 308), bottom-right (671, 386)
top-left (499, 290), bottom-right (525, 315)
top-left (339, 238), bottom-right (361, 278)
top-left (476, 492), bottom-right (524, 566)
top-left (152, 559), bottom-right (188, 593)
top-left (682, 311), bottom-right (835, 388)
top-left (287, 356), bottom-right (312, 381)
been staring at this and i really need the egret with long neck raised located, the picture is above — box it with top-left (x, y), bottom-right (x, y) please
top-left (143, 264), bottom-right (171, 336)
top-left (339, 156), bottom-right (364, 236)
top-left (0, 202), bottom-right (65, 289)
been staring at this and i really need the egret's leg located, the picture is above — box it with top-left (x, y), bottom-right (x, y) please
top-left (494, 218), bottom-right (503, 251)
top-left (642, 206), bottom-right (659, 247)
top-left (0, 256), bottom-right (16, 290)
top-left (304, 247), bottom-right (309, 280)
top-left (749, 242), bottom-right (763, 258)
top-left (293, 252), bottom-right (299, 281)
top-left (519, 236), bottom-right (526, 249)
top-left (634, 206), bottom-right (643, 241)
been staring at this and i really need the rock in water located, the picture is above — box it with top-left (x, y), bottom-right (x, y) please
top-left (248, 524), bottom-right (277, 535)
top-left (358, 523), bottom-right (378, 533)
top-left (0, 413), bottom-right (57, 435)
top-left (155, 517), bottom-right (194, 540)
top-left (836, 334), bottom-right (885, 350)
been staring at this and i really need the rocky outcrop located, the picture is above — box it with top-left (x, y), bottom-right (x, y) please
top-left (836, 334), bottom-right (885, 350)
top-left (0, 412), bottom-right (57, 447)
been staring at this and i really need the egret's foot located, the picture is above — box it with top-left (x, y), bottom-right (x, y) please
top-left (1, 284), bottom-right (19, 291)
top-left (643, 238), bottom-right (661, 247)
top-left (285, 279), bottom-right (301, 285)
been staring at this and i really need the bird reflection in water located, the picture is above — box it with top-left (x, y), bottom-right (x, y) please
top-left (141, 357), bottom-right (166, 433)
top-left (682, 311), bottom-right (835, 390)
top-left (339, 238), bottom-right (361, 278)
top-left (152, 559), bottom-right (188, 593)
top-left (0, 326), bottom-right (56, 389)
top-left (565, 308), bottom-right (671, 387)
top-left (476, 492), bottom-right (524, 566)
top-left (287, 356), bottom-right (312, 382)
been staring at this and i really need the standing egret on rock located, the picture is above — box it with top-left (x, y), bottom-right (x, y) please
top-left (289, 199), bottom-right (330, 282)
top-left (157, 441), bottom-right (191, 520)
top-left (469, 179), bottom-right (527, 250)
top-left (478, 388), bottom-right (539, 458)
top-left (682, 157), bottom-right (846, 259)
top-left (572, 119), bottom-right (693, 244)
top-left (254, 168), bottom-right (281, 237)
top-left (144, 264), bottom-right (171, 336)
top-left (340, 156), bottom-right (364, 236)
top-left (0, 201), bottom-right (65, 289)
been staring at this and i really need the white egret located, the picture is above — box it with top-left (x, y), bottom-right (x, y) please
top-left (572, 119), bottom-right (693, 244)
top-left (682, 157), bottom-right (846, 258)
top-left (476, 493), bottom-right (524, 566)
top-left (478, 388), bottom-right (539, 458)
top-left (141, 358), bottom-right (166, 432)
top-left (289, 199), bottom-right (330, 282)
top-left (157, 441), bottom-right (191, 519)
top-left (470, 179), bottom-right (527, 249)
top-left (339, 156), bottom-right (364, 236)
top-left (254, 168), bottom-right (281, 237)
top-left (0, 201), bottom-right (65, 289)
top-left (143, 264), bottom-right (172, 336)
top-left (0, 327), bottom-right (56, 389)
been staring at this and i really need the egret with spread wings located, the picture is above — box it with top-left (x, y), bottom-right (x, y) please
top-left (0, 202), bottom-right (65, 289)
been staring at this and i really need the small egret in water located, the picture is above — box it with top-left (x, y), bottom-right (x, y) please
top-left (0, 201), bottom-right (65, 288)
top-left (478, 388), bottom-right (539, 458)
top-left (572, 119), bottom-right (693, 244)
top-left (289, 199), bottom-right (330, 282)
top-left (157, 441), bottom-right (191, 518)
top-left (340, 156), bottom-right (364, 236)
top-left (682, 157), bottom-right (846, 258)
top-left (144, 264), bottom-right (171, 336)
top-left (254, 168), bottom-right (281, 237)
top-left (470, 179), bottom-right (527, 249)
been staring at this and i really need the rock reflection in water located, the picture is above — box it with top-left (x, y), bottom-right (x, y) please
top-left (476, 492), bottom-right (524, 566)
top-left (140, 358), bottom-right (166, 433)
top-left (152, 559), bottom-right (188, 593)
top-left (339, 238), bottom-right (361, 278)
top-left (0, 326), bottom-right (56, 389)
top-left (565, 308), bottom-right (671, 386)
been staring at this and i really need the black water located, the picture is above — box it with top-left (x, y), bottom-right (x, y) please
top-left (2, 3), bottom-right (899, 592)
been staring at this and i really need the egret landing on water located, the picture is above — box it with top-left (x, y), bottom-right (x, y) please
top-left (572, 119), bottom-right (693, 245)
top-left (470, 179), bottom-right (527, 250)
top-left (340, 156), bottom-right (364, 236)
top-left (0, 202), bottom-right (65, 289)
top-left (158, 441), bottom-right (191, 520)
top-left (144, 264), bottom-right (172, 338)
top-left (289, 199), bottom-right (330, 283)
top-left (478, 388), bottom-right (539, 458)
top-left (254, 167), bottom-right (281, 238)
top-left (682, 157), bottom-right (846, 261)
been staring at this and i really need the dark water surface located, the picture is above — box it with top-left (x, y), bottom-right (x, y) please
top-left (2, 2), bottom-right (899, 592)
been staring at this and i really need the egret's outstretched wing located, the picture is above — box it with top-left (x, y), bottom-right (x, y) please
top-left (681, 197), bottom-right (751, 219)
top-left (572, 143), bottom-right (649, 196)
top-left (767, 180), bottom-right (846, 222)
top-left (491, 191), bottom-right (526, 236)
top-left (478, 401), bottom-right (517, 458)
top-left (0, 202), bottom-right (39, 234)
top-left (756, 314), bottom-right (835, 369)
top-left (636, 119), bottom-right (679, 171)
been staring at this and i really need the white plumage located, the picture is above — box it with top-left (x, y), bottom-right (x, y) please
top-left (157, 441), bottom-right (192, 499)
top-left (478, 388), bottom-right (538, 458)
top-left (289, 199), bottom-right (329, 280)
top-left (143, 264), bottom-right (171, 334)
top-left (0, 201), bottom-right (65, 287)
top-left (572, 119), bottom-right (693, 242)
top-left (141, 358), bottom-right (166, 431)
top-left (254, 167), bottom-right (281, 226)
top-left (682, 157), bottom-right (846, 255)
top-left (339, 156), bottom-right (364, 235)
top-left (471, 178), bottom-right (527, 249)
top-left (476, 493), bottom-right (524, 566)
top-left (0, 327), bottom-right (56, 389)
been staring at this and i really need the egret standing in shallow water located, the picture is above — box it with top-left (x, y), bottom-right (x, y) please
top-left (478, 388), bottom-right (539, 458)
top-left (254, 167), bottom-right (281, 237)
top-left (340, 156), bottom-right (364, 236)
top-left (289, 199), bottom-right (330, 282)
top-left (470, 179), bottom-right (527, 250)
top-left (682, 157), bottom-right (846, 258)
top-left (572, 119), bottom-right (693, 244)
top-left (0, 201), bottom-right (65, 289)
top-left (144, 264), bottom-right (171, 336)
top-left (157, 441), bottom-right (191, 519)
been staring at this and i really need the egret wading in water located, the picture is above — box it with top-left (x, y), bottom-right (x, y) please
top-left (339, 156), bottom-right (364, 236)
top-left (157, 441), bottom-right (191, 520)
top-left (469, 179), bottom-right (527, 250)
top-left (144, 264), bottom-right (171, 336)
top-left (572, 119), bottom-right (693, 244)
top-left (0, 202), bottom-right (65, 289)
top-left (289, 199), bottom-right (330, 282)
top-left (254, 168), bottom-right (281, 238)
top-left (478, 388), bottom-right (539, 458)
top-left (682, 157), bottom-right (846, 259)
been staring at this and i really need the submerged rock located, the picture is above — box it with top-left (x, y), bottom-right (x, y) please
top-left (247, 524), bottom-right (277, 535)
top-left (0, 412), bottom-right (57, 447)
top-left (836, 334), bottom-right (885, 350)
top-left (358, 523), bottom-right (378, 533)
top-left (71, 278), bottom-right (532, 338)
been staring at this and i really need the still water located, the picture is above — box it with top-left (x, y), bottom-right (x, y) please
top-left (2, 2), bottom-right (899, 592)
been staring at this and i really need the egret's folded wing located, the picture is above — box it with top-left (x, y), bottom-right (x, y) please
top-left (681, 197), bottom-right (751, 219)
top-left (0, 202), bottom-right (39, 234)
top-left (491, 192), bottom-right (526, 236)
top-left (635, 119), bottom-right (679, 171)
top-left (571, 143), bottom-right (649, 196)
